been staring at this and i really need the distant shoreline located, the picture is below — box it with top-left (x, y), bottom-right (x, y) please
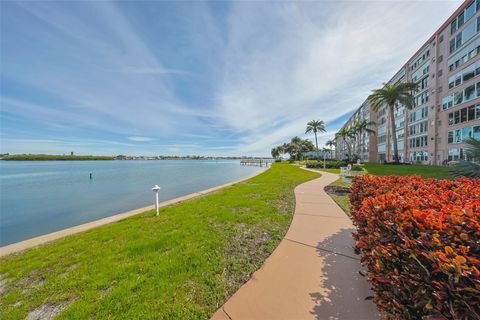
top-left (0, 155), bottom-right (115, 161)
top-left (0, 154), bottom-right (272, 161)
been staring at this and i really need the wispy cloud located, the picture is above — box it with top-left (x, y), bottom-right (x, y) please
top-left (1, 1), bottom-right (463, 156)
top-left (127, 136), bottom-right (155, 142)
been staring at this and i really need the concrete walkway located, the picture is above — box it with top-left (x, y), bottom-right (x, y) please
top-left (211, 170), bottom-right (379, 320)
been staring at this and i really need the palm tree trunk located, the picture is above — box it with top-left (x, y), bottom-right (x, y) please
top-left (346, 141), bottom-right (351, 163)
top-left (314, 132), bottom-right (318, 151)
top-left (389, 104), bottom-right (399, 163)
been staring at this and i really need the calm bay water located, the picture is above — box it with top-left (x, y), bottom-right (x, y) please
top-left (0, 160), bottom-right (264, 246)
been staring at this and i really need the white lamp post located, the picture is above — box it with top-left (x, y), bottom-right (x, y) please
top-left (323, 151), bottom-right (326, 169)
top-left (152, 185), bottom-right (161, 216)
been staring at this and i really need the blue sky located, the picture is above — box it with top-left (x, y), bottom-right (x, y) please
top-left (0, 1), bottom-right (462, 156)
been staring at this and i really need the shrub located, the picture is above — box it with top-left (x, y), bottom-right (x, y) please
top-left (305, 160), bottom-right (347, 169)
top-left (350, 175), bottom-right (480, 320)
top-left (351, 165), bottom-right (364, 171)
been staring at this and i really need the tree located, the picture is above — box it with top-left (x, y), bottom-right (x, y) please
top-left (271, 145), bottom-right (285, 160)
top-left (368, 82), bottom-right (418, 163)
top-left (452, 138), bottom-right (480, 177)
top-left (325, 139), bottom-right (335, 159)
top-left (352, 119), bottom-right (376, 155)
top-left (335, 126), bottom-right (356, 162)
top-left (282, 136), bottom-right (315, 161)
top-left (305, 120), bottom-right (326, 151)
top-left (271, 147), bottom-right (280, 160)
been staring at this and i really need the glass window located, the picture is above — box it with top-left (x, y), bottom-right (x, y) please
top-left (474, 126), bottom-right (480, 139)
top-left (451, 20), bottom-right (457, 34)
top-left (458, 12), bottom-right (465, 28)
top-left (455, 76), bottom-right (462, 86)
top-left (449, 113), bottom-right (454, 125)
top-left (465, 83), bottom-right (476, 100)
top-left (461, 108), bottom-right (468, 122)
top-left (456, 33), bottom-right (463, 49)
top-left (454, 129), bottom-right (462, 143)
top-left (454, 91), bottom-right (464, 105)
top-left (463, 20), bottom-right (476, 42)
top-left (468, 105), bottom-right (475, 120)
top-left (455, 110), bottom-right (460, 124)
top-left (448, 131), bottom-right (454, 143)
top-left (476, 104), bottom-right (480, 119)
top-left (450, 39), bottom-right (456, 53)
top-left (466, 1), bottom-right (475, 21)
top-left (463, 68), bottom-right (475, 81)
top-left (462, 127), bottom-right (473, 140)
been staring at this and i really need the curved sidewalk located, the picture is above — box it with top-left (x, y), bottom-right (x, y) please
top-left (212, 170), bottom-right (379, 320)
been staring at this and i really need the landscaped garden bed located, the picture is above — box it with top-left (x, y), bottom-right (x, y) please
top-left (350, 175), bottom-right (480, 319)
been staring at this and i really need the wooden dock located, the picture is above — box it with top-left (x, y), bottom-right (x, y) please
top-left (240, 159), bottom-right (274, 167)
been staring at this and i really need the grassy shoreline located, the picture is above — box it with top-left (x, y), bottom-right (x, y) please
top-left (0, 163), bottom-right (319, 319)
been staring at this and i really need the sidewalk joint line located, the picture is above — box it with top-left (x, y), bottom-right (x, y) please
top-left (284, 238), bottom-right (360, 261)
top-left (222, 306), bottom-right (233, 320)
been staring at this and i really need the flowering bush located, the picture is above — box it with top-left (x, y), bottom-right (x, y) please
top-left (350, 175), bottom-right (480, 320)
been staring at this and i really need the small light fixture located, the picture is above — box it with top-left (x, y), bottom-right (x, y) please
top-left (152, 185), bottom-right (161, 216)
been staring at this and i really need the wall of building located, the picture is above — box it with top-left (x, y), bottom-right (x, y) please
top-left (335, 0), bottom-right (480, 165)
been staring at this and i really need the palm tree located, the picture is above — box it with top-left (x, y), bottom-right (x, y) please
top-left (325, 139), bottom-right (335, 159)
top-left (452, 138), bottom-right (480, 177)
top-left (352, 119), bottom-right (376, 155)
top-left (368, 82), bottom-right (418, 163)
top-left (335, 126), bottom-right (356, 162)
top-left (305, 120), bottom-right (326, 151)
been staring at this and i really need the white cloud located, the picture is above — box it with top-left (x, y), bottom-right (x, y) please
top-left (1, 1), bottom-right (464, 156)
top-left (214, 1), bottom-right (463, 154)
top-left (127, 136), bottom-right (155, 142)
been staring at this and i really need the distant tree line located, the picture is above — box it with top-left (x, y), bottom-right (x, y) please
top-left (1, 154), bottom-right (115, 161)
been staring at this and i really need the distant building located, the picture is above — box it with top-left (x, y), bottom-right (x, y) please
top-left (335, 0), bottom-right (480, 164)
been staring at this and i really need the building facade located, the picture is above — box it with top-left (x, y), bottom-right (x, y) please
top-left (335, 99), bottom-right (378, 162)
top-left (335, 0), bottom-right (480, 165)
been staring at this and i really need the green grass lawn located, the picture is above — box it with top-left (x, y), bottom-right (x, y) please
top-left (0, 163), bottom-right (319, 320)
top-left (364, 163), bottom-right (452, 179)
top-left (325, 178), bottom-right (352, 216)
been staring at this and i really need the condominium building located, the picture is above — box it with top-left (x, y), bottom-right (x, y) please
top-left (335, 100), bottom-right (377, 162)
top-left (335, 0), bottom-right (480, 165)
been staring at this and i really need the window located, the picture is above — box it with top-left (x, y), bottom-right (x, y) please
top-left (410, 151), bottom-right (429, 162)
top-left (448, 148), bottom-right (464, 161)
top-left (458, 12), bottom-right (465, 28)
top-left (448, 125), bottom-right (479, 144)
top-left (466, 1), bottom-right (476, 21)
top-left (439, 35), bottom-right (444, 43)
top-left (447, 61), bottom-right (480, 89)
top-left (408, 135), bottom-right (428, 148)
top-left (438, 69), bottom-right (443, 77)
top-left (443, 95), bottom-right (454, 109)
top-left (474, 125), bottom-right (480, 139)
top-left (452, 20), bottom-right (457, 34)
top-left (445, 82), bottom-right (480, 109)
top-left (465, 83), bottom-right (476, 100)
top-left (450, 38), bottom-right (456, 53)
top-left (449, 45), bottom-right (480, 72)
top-left (454, 91), bottom-right (464, 105)
top-left (450, 18), bottom-right (479, 54)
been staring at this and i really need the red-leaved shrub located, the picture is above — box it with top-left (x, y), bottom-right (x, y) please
top-left (350, 175), bottom-right (480, 320)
